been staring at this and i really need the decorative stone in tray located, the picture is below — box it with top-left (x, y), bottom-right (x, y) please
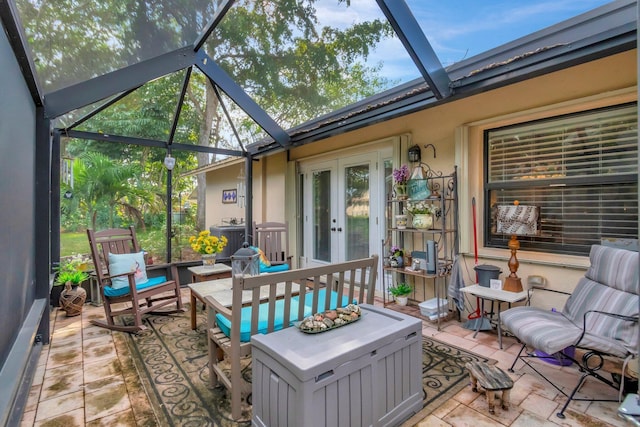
top-left (297, 303), bottom-right (362, 334)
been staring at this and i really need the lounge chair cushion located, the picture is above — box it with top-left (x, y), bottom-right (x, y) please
top-left (104, 275), bottom-right (167, 298)
top-left (500, 308), bottom-right (582, 356)
top-left (108, 251), bottom-right (148, 289)
top-left (215, 289), bottom-right (349, 342)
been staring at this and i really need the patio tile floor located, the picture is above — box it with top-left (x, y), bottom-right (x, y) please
top-left (21, 289), bottom-right (632, 426)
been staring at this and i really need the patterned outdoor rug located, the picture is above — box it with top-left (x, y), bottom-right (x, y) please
top-left (115, 305), bottom-right (493, 426)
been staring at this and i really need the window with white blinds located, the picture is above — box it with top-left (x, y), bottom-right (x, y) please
top-left (485, 103), bottom-right (637, 256)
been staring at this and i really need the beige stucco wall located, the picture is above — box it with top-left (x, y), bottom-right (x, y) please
top-left (204, 152), bottom-right (288, 228)
top-left (208, 49), bottom-right (637, 310)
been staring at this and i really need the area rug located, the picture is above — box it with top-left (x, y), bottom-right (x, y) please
top-left (115, 305), bottom-right (493, 426)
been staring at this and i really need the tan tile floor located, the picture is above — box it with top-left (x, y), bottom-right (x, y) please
top-left (21, 289), bottom-right (633, 426)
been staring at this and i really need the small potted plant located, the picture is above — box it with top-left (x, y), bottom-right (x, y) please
top-left (53, 254), bottom-right (91, 316)
top-left (389, 282), bottom-right (412, 306)
top-left (389, 245), bottom-right (405, 267)
top-left (405, 201), bottom-right (440, 229)
top-left (189, 230), bottom-right (229, 265)
top-left (392, 164), bottom-right (410, 200)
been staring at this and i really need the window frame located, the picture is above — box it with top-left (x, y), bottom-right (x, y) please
top-left (483, 102), bottom-right (638, 257)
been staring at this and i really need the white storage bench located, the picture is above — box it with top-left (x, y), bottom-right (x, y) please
top-left (251, 304), bottom-right (423, 427)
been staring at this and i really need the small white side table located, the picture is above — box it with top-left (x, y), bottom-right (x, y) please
top-left (460, 285), bottom-right (528, 349)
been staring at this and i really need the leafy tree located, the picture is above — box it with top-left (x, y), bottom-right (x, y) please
top-left (20, 0), bottom-right (397, 244)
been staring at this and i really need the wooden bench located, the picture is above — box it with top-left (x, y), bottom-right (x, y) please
top-left (205, 255), bottom-right (379, 420)
top-left (465, 361), bottom-right (514, 414)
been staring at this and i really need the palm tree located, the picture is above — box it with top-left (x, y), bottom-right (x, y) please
top-left (73, 152), bottom-right (153, 230)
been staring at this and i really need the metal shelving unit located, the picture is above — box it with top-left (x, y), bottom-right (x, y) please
top-left (382, 166), bottom-right (458, 330)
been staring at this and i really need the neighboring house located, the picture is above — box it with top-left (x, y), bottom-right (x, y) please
top-left (203, 5), bottom-right (638, 303)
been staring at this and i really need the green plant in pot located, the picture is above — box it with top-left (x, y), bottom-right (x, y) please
top-left (389, 282), bottom-right (412, 306)
top-left (53, 254), bottom-right (91, 312)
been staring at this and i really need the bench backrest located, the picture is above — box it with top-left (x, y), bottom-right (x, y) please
top-left (228, 255), bottom-right (379, 342)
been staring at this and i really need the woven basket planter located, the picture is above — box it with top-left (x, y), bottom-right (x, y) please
top-left (60, 282), bottom-right (87, 317)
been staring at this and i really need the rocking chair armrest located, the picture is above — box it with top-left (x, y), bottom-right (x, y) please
top-left (145, 263), bottom-right (180, 286)
top-left (103, 270), bottom-right (136, 281)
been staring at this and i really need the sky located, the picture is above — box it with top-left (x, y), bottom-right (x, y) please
top-left (318, 0), bottom-right (616, 85)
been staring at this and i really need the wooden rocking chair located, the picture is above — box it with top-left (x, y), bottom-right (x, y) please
top-left (87, 226), bottom-right (185, 333)
top-left (252, 221), bottom-right (292, 272)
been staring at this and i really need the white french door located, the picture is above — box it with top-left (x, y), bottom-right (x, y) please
top-left (300, 150), bottom-right (389, 268)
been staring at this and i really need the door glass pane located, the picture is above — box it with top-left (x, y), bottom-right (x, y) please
top-left (345, 165), bottom-right (370, 260)
top-left (313, 170), bottom-right (331, 262)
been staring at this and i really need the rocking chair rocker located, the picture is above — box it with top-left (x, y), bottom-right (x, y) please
top-left (87, 226), bottom-right (185, 333)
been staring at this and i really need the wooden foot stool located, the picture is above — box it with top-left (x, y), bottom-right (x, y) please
top-left (465, 361), bottom-right (514, 414)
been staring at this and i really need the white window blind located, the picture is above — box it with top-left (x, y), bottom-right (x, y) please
top-left (485, 103), bottom-right (637, 256)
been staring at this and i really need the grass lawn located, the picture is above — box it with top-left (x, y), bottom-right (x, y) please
top-left (60, 232), bottom-right (90, 257)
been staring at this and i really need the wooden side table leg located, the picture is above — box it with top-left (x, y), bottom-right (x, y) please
top-left (501, 389), bottom-right (511, 410)
top-left (190, 291), bottom-right (197, 330)
top-left (486, 390), bottom-right (496, 414)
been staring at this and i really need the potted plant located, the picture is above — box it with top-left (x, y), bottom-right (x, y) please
top-left (53, 254), bottom-right (91, 315)
top-left (405, 201), bottom-right (440, 229)
top-left (389, 245), bottom-right (405, 267)
top-left (189, 230), bottom-right (229, 265)
top-left (392, 164), bottom-right (410, 200)
top-left (389, 282), bottom-right (412, 306)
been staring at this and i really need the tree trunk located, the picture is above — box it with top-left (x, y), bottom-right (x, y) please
top-left (196, 80), bottom-right (220, 231)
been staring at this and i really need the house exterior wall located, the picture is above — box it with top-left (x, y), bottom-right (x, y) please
top-left (204, 151), bottom-right (287, 229)
top-left (209, 50), bottom-right (637, 308)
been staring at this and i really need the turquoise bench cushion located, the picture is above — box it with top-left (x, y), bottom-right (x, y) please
top-left (104, 276), bottom-right (167, 298)
top-left (215, 289), bottom-right (349, 342)
top-left (260, 263), bottom-right (290, 273)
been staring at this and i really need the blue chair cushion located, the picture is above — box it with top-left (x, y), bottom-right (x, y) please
top-left (104, 275), bottom-right (167, 298)
top-left (260, 263), bottom-right (290, 273)
top-left (215, 289), bottom-right (349, 342)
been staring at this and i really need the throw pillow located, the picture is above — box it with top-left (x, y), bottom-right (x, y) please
top-left (249, 246), bottom-right (271, 268)
top-left (108, 251), bottom-right (149, 290)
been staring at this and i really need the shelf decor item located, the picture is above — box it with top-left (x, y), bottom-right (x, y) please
top-left (405, 200), bottom-right (438, 229)
top-left (390, 245), bottom-right (404, 267)
top-left (395, 214), bottom-right (408, 229)
top-left (392, 164), bottom-right (410, 200)
top-left (389, 282), bottom-right (412, 306)
top-left (411, 214), bottom-right (433, 229)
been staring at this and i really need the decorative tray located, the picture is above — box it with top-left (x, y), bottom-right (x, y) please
top-left (296, 304), bottom-right (362, 334)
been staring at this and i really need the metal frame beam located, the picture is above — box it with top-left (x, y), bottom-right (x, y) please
top-left (0, 0), bottom-right (43, 106)
top-left (194, 0), bottom-right (236, 51)
top-left (376, 0), bottom-right (451, 99)
top-left (45, 46), bottom-right (198, 119)
top-left (194, 50), bottom-right (291, 148)
top-left (62, 129), bottom-right (243, 158)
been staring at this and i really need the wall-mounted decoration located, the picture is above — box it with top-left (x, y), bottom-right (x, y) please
top-left (222, 189), bottom-right (237, 204)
